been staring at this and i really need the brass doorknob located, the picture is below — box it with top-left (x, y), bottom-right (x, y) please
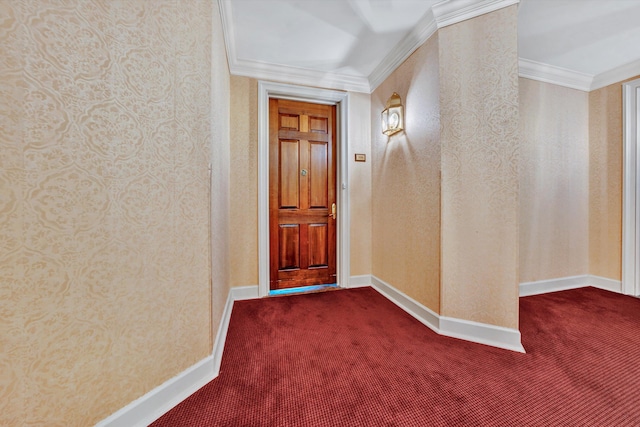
top-left (328, 203), bottom-right (336, 219)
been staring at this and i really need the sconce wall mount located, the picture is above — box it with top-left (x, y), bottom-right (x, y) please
top-left (381, 92), bottom-right (404, 136)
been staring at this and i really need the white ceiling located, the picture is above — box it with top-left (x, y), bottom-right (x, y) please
top-left (220, 0), bottom-right (640, 93)
top-left (518, 0), bottom-right (640, 89)
top-left (228, 0), bottom-right (437, 76)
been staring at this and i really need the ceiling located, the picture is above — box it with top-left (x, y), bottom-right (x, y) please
top-left (219, 0), bottom-right (640, 93)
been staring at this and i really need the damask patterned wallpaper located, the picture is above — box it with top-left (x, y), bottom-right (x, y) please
top-left (371, 33), bottom-right (441, 313)
top-left (0, 1), bottom-right (213, 425)
top-left (588, 77), bottom-right (640, 280)
top-left (210, 0), bottom-right (232, 353)
top-left (519, 73), bottom-right (640, 284)
top-left (439, 5), bottom-right (520, 329)
top-left (229, 76), bottom-right (258, 288)
top-left (371, 5), bottom-right (520, 328)
top-left (347, 91), bottom-right (373, 277)
top-left (519, 78), bottom-right (589, 283)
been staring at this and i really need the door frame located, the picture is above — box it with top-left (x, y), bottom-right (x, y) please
top-left (258, 81), bottom-right (350, 297)
top-left (622, 78), bottom-right (640, 296)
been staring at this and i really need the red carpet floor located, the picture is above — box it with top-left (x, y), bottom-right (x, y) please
top-left (151, 286), bottom-right (640, 426)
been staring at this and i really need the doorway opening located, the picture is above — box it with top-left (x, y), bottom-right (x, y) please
top-left (257, 82), bottom-right (350, 297)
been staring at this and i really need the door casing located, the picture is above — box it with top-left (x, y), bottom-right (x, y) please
top-left (622, 78), bottom-right (640, 296)
top-left (258, 81), bottom-right (350, 297)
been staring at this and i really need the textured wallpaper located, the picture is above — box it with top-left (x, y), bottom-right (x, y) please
top-left (519, 78), bottom-right (589, 283)
top-left (439, 5), bottom-right (520, 328)
top-left (371, 33), bottom-right (441, 313)
top-left (348, 92), bottom-right (373, 277)
top-left (229, 76), bottom-right (258, 287)
top-left (0, 1), bottom-right (213, 425)
top-left (587, 78), bottom-right (639, 280)
top-left (210, 0), bottom-right (232, 366)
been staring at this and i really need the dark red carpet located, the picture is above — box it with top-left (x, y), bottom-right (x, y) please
top-left (151, 286), bottom-right (640, 426)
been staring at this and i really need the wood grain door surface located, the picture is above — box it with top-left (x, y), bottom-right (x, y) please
top-left (269, 99), bottom-right (337, 290)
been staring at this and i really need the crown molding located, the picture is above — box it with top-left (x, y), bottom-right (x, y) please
top-left (218, 0), bottom-right (235, 75)
top-left (432, 0), bottom-right (519, 28)
top-left (230, 59), bottom-right (370, 93)
top-left (370, 0), bottom-right (520, 91)
top-left (518, 58), bottom-right (593, 91)
top-left (222, 0), bottom-right (639, 94)
top-left (519, 57), bottom-right (640, 92)
top-left (218, 0), bottom-right (369, 93)
top-left (220, 0), bottom-right (521, 94)
top-left (368, 10), bottom-right (437, 92)
top-left (591, 58), bottom-right (640, 91)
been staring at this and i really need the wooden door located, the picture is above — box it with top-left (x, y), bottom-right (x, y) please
top-left (269, 98), bottom-right (337, 290)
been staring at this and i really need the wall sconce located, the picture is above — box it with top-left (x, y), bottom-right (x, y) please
top-left (381, 92), bottom-right (404, 136)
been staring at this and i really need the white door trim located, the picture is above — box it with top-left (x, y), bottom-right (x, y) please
top-left (257, 81), bottom-right (350, 297)
top-left (622, 78), bottom-right (640, 296)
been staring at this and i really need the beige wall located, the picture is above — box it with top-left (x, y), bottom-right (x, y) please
top-left (519, 78), bottom-right (589, 282)
top-left (439, 5), bottom-right (520, 328)
top-left (348, 92), bottom-right (373, 276)
top-left (371, 33), bottom-right (441, 312)
top-left (518, 73), bottom-right (640, 283)
top-left (370, 5), bottom-right (520, 327)
top-left (0, 1), bottom-right (217, 425)
top-left (211, 0), bottom-right (233, 361)
top-left (229, 76), bottom-right (259, 287)
top-left (588, 76), bottom-right (640, 280)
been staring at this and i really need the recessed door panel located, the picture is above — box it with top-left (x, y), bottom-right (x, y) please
top-left (280, 114), bottom-right (299, 130)
top-left (279, 225), bottom-right (300, 270)
top-left (309, 116), bottom-right (327, 133)
top-left (308, 223), bottom-right (328, 268)
top-left (279, 140), bottom-right (299, 209)
top-left (309, 141), bottom-right (328, 208)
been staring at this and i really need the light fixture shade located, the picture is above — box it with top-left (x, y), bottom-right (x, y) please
top-left (381, 92), bottom-right (404, 136)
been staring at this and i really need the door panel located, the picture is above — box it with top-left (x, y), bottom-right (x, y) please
top-left (308, 224), bottom-right (328, 267)
top-left (269, 98), bottom-right (336, 290)
top-left (310, 116), bottom-right (327, 133)
top-left (279, 225), bottom-right (300, 270)
top-left (279, 140), bottom-right (299, 208)
top-left (281, 114), bottom-right (299, 130)
top-left (309, 141), bottom-right (328, 208)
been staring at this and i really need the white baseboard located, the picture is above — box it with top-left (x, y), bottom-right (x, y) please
top-left (97, 285), bottom-right (261, 427)
top-left (371, 275), bottom-right (440, 332)
top-left (519, 275), bottom-right (622, 297)
top-left (97, 273), bottom-right (624, 427)
top-left (230, 285), bottom-right (260, 301)
top-left (439, 316), bottom-right (524, 353)
top-left (519, 275), bottom-right (588, 297)
top-left (371, 275), bottom-right (524, 353)
top-left (213, 286), bottom-right (259, 375)
top-left (95, 356), bottom-right (215, 427)
top-left (348, 274), bottom-right (372, 288)
top-left (589, 275), bottom-right (622, 293)
top-left (212, 291), bottom-right (234, 377)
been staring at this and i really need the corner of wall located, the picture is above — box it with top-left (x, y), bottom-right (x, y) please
top-left (372, 276), bottom-right (524, 353)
